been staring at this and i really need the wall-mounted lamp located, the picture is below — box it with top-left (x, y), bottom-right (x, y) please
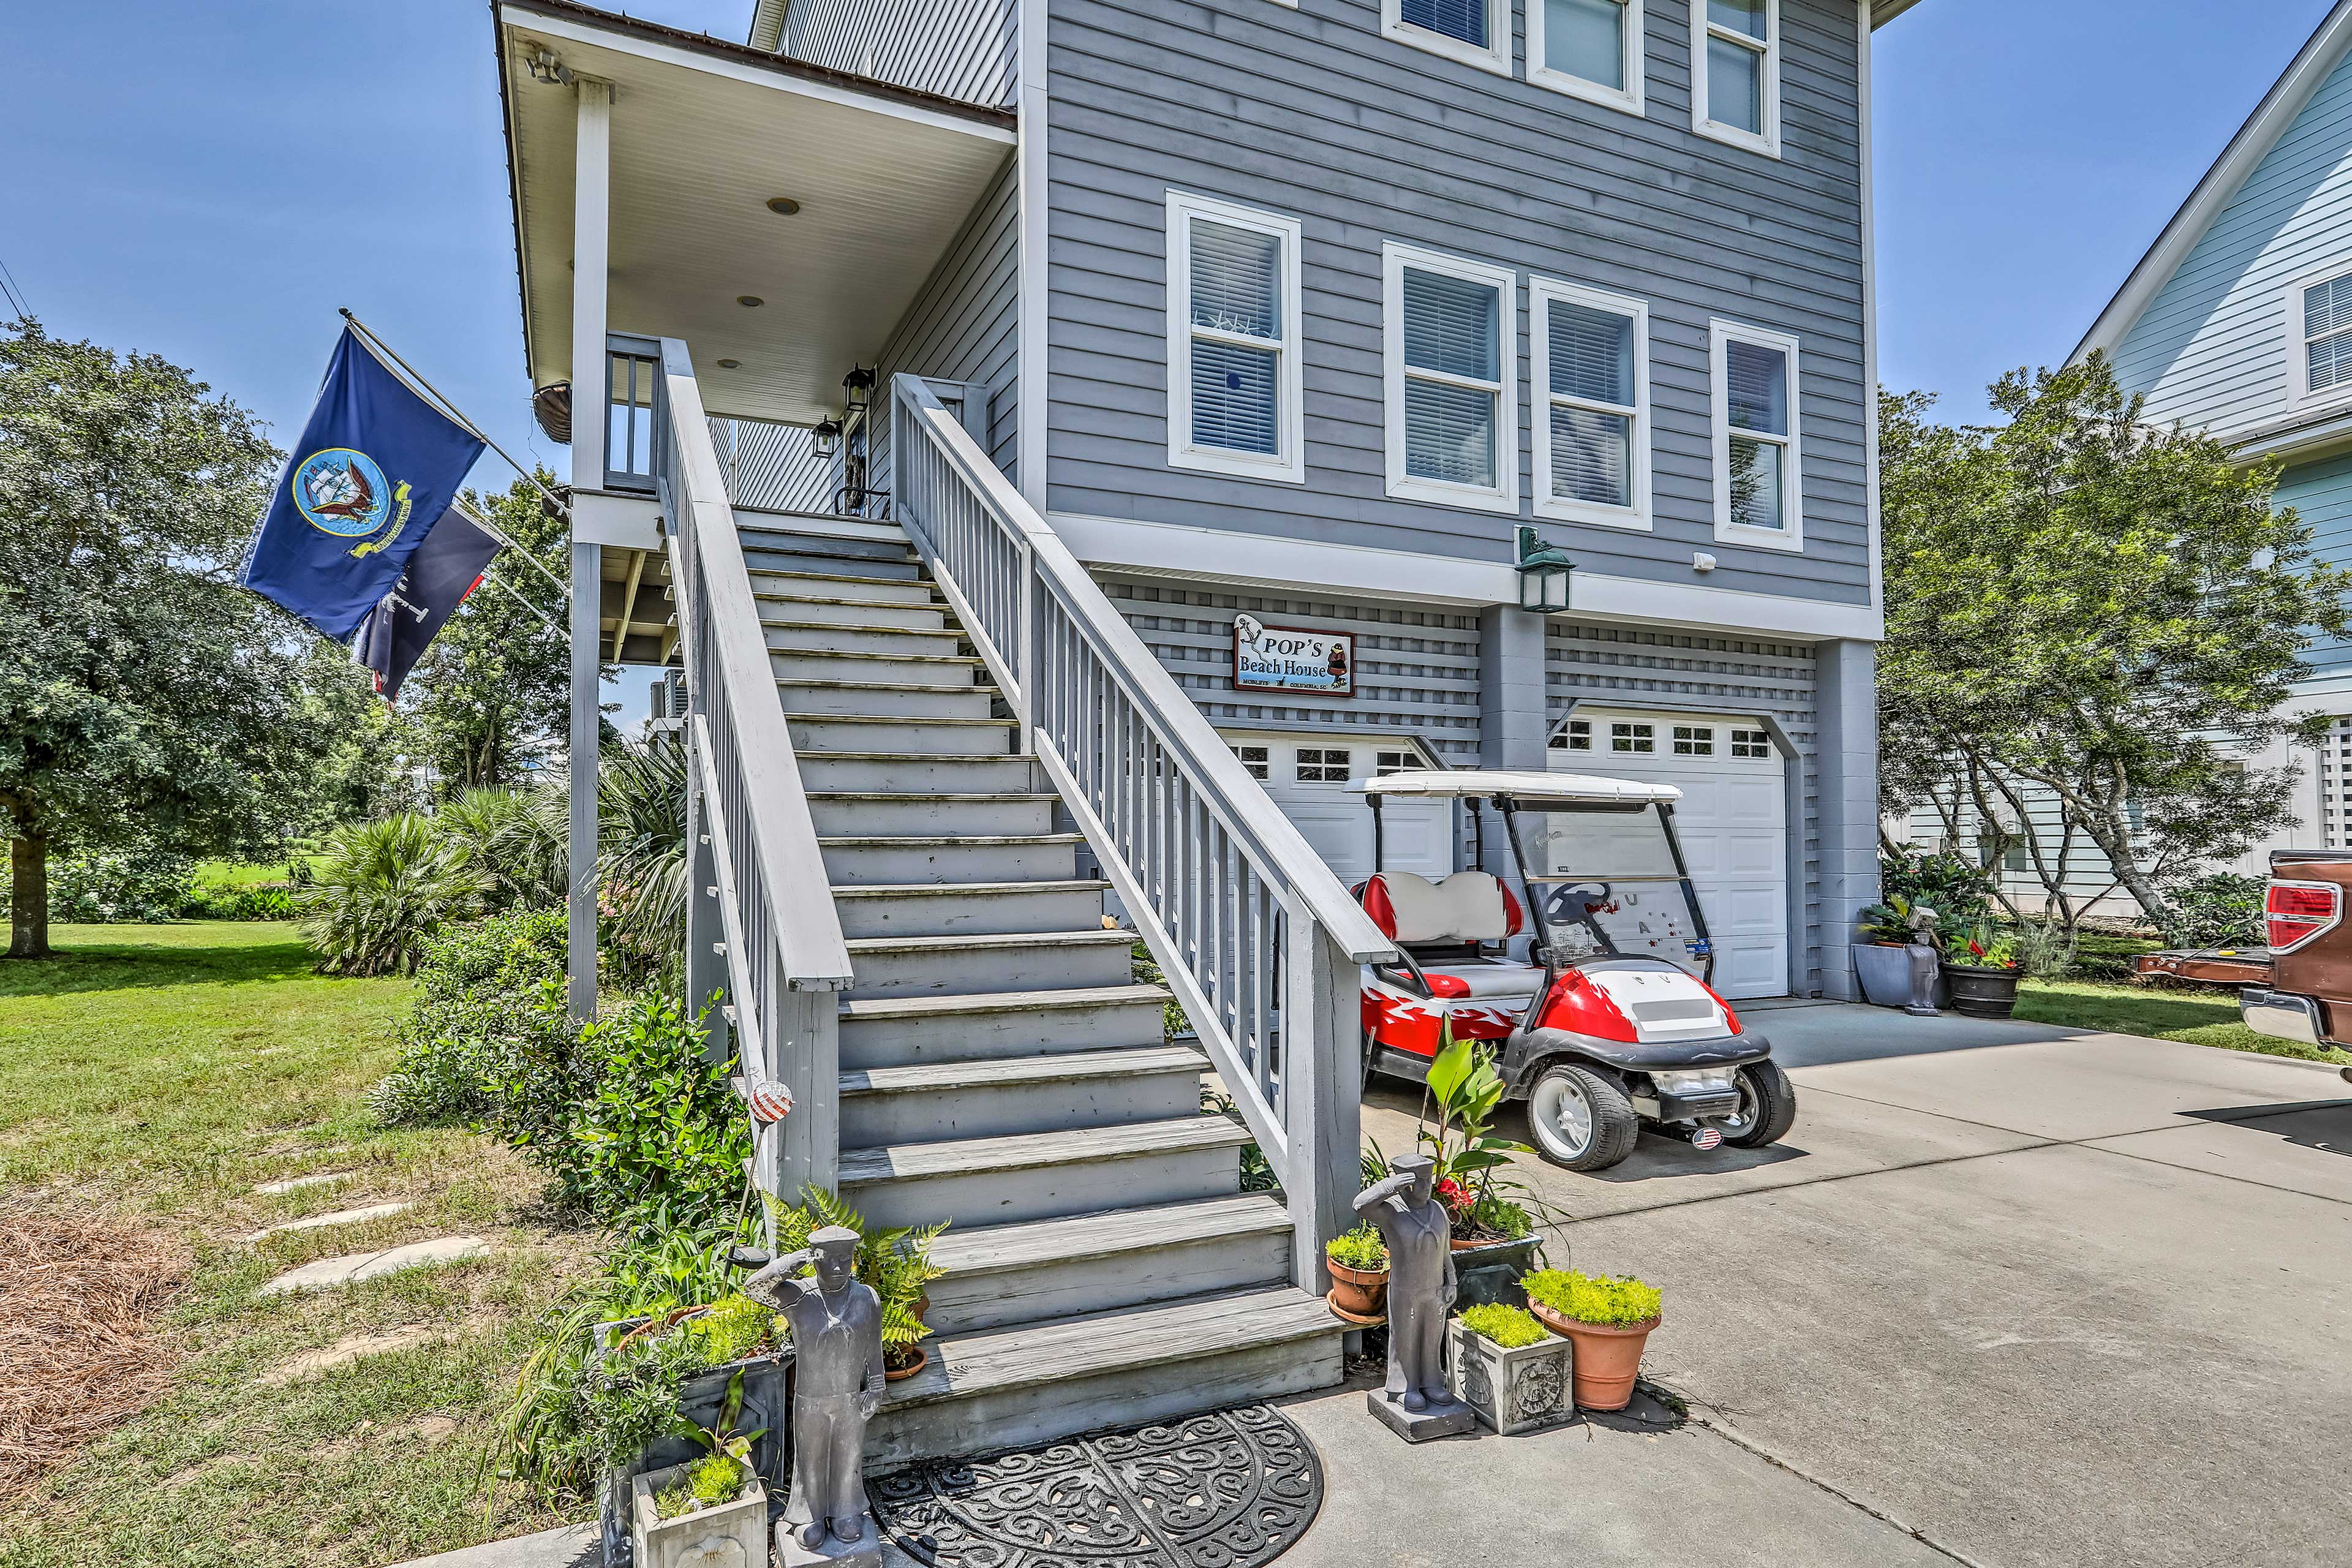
top-left (812, 417), bottom-right (843, 459)
top-left (525, 47), bottom-right (574, 86)
top-left (1515, 526), bottom-right (1574, 614)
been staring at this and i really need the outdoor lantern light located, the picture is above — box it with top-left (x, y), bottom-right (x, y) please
top-left (812, 417), bottom-right (843, 459)
top-left (1516, 526), bottom-right (1575, 614)
top-left (526, 47), bottom-right (574, 86)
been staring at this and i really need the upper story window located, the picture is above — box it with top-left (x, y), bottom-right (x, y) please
top-left (1384, 0), bottom-right (1510, 77)
top-left (2298, 270), bottom-right (2352, 401)
top-left (1531, 279), bottom-right (1650, 529)
top-left (1384, 244), bottom-right (1519, 514)
top-left (1166, 191), bottom-right (1306, 484)
top-left (1691, 0), bottom-right (1779, 157)
top-left (1531, 0), bottom-right (1645, 115)
top-left (1711, 319), bottom-right (1803, 552)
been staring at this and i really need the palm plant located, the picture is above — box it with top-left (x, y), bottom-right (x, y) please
top-left (440, 786), bottom-right (567, 911)
top-left (298, 813), bottom-right (484, 976)
top-left (588, 732), bottom-right (690, 987)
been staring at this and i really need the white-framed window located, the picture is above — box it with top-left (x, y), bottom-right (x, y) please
top-left (1375, 750), bottom-right (1420, 776)
top-left (1690, 0), bottom-right (1779, 157)
top-left (1296, 747), bottom-right (1353, 783)
top-left (1530, 278), bottom-right (1649, 529)
top-left (1232, 744), bottom-right (1270, 780)
top-left (1531, 0), bottom-right (1645, 114)
top-left (1382, 0), bottom-right (1510, 76)
top-left (1672, 724), bottom-right (1713, 756)
top-left (1166, 191), bottom-right (1306, 484)
top-left (2290, 265), bottom-right (2352, 404)
top-left (1710, 319), bottom-right (1802, 552)
top-left (1729, 726), bottom-right (1770, 758)
top-left (1551, 718), bottom-right (1594, 752)
top-left (1384, 244), bottom-right (1518, 514)
top-left (1610, 721), bottom-right (1655, 753)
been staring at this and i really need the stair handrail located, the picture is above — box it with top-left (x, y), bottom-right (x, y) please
top-left (656, 339), bottom-right (853, 1200)
top-left (891, 372), bottom-right (1397, 1284)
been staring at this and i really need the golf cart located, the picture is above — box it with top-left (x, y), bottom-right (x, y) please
top-left (1353, 770), bottom-right (1795, 1172)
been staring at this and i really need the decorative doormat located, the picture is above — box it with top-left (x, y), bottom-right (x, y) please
top-left (872, 1404), bottom-right (1325, 1568)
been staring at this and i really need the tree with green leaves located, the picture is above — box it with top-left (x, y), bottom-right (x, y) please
top-left (1879, 356), bottom-right (2352, 929)
top-left (0, 318), bottom-right (355, 958)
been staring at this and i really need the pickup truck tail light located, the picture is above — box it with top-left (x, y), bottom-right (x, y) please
top-left (2266, 880), bottom-right (2342, 952)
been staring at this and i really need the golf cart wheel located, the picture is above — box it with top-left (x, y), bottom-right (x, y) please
top-left (1526, 1063), bottom-right (1639, 1172)
top-left (1717, 1061), bottom-right (1796, 1147)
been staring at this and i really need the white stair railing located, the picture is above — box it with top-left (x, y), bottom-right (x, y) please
top-left (655, 339), bottom-right (854, 1207)
top-left (891, 373), bottom-right (1400, 1287)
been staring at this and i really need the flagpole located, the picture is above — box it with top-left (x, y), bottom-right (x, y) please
top-left (478, 565), bottom-right (563, 632)
top-left (454, 497), bottom-right (572, 603)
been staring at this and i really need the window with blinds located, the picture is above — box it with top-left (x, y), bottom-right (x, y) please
top-left (1533, 280), bottom-right (1648, 526)
top-left (1384, 0), bottom-right (1507, 74)
top-left (1532, 0), bottom-right (1642, 111)
top-left (2305, 273), bottom-right (2352, 396)
top-left (1385, 244), bottom-right (1517, 511)
top-left (1711, 320), bottom-right (1801, 548)
top-left (1167, 192), bottom-right (1304, 483)
top-left (1692, 0), bottom-right (1779, 156)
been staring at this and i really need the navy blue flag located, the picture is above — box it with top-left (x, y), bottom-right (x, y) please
top-left (354, 507), bottom-right (503, 701)
top-left (243, 328), bottom-right (485, 641)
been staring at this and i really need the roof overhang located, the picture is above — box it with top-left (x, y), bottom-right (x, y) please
top-left (1871, 0), bottom-right (1929, 26)
top-left (494, 0), bottom-right (1016, 425)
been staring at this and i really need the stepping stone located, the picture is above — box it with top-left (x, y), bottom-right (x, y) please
top-left (244, 1201), bottom-right (412, 1242)
top-left (262, 1324), bottom-right (440, 1385)
top-left (258, 1237), bottom-right (492, 1297)
top-left (254, 1170), bottom-right (352, 1195)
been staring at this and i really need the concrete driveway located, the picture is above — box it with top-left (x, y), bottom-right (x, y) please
top-left (1323, 1003), bottom-right (2352, 1568)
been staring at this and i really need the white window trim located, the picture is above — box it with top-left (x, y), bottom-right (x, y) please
top-left (1383, 242), bottom-right (1520, 515)
top-left (1710, 317), bottom-right (1803, 553)
top-left (1689, 0), bottom-right (1780, 158)
top-left (1165, 190), bottom-right (1306, 485)
top-left (1529, 277), bottom-right (1651, 530)
top-left (1381, 0), bottom-right (1510, 78)
top-left (2285, 260), bottom-right (2352, 410)
top-left (1529, 0), bottom-right (1646, 116)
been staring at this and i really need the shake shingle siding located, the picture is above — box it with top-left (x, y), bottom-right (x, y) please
top-left (780, 0), bottom-right (1019, 107)
top-left (1041, 0), bottom-right (1870, 606)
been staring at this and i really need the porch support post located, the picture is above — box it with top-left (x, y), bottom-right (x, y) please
top-left (772, 989), bottom-right (840, 1205)
top-left (566, 78), bottom-right (612, 1022)
top-left (1477, 605), bottom-right (1549, 878)
top-left (1814, 638), bottom-right (1880, 1000)
top-left (1284, 914), bottom-right (1360, 1292)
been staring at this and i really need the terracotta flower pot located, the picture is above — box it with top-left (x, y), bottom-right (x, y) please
top-left (883, 1344), bottom-right (929, 1383)
top-left (1326, 1259), bottom-right (1389, 1319)
top-left (1527, 1301), bottom-right (1659, 1411)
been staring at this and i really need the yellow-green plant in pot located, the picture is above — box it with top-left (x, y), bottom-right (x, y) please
top-left (1522, 1267), bottom-right (1662, 1411)
top-left (1324, 1223), bottom-right (1389, 1321)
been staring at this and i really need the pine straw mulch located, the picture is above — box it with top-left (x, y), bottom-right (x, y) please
top-left (0, 1200), bottom-right (188, 1499)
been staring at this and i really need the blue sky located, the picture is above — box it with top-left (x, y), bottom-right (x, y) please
top-left (0, 0), bottom-right (2339, 537)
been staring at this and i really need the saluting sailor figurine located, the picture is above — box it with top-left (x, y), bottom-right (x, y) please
top-left (744, 1226), bottom-right (887, 1567)
top-left (1354, 1153), bottom-right (1475, 1441)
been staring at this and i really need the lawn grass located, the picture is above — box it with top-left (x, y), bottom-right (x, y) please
top-left (2016, 975), bottom-right (2352, 1067)
top-left (0, 923), bottom-right (594, 1568)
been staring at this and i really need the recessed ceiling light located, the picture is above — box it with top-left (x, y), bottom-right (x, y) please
top-left (765, 197), bottom-right (802, 216)
top-left (716, 358), bottom-right (740, 369)
top-left (737, 295), bottom-right (763, 308)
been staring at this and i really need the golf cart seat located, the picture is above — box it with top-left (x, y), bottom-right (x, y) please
top-left (1358, 871), bottom-right (1547, 1003)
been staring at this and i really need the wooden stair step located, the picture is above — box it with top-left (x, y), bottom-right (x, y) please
top-left (818, 832), bottom-right (1083, 849)
top-left (808, 792), bottom-right (1057, 804)
top-left (925, 1194), bottom-right (1291, 1283)
top-left (840, 1043), bottom-right (1205, 1099)
top-left (748, 567), bottom-right (940, 591)
top-left (774, 649), bottom-right (987, 667)
top-left (842, 928), bottom-right (1131, 957)
top-left (838, 1114), bottom-right (1251, 1186)
top-left (831, 878), bottom-right (1106, 902)
top-left (838, 982), bottom-right (1170, 1023)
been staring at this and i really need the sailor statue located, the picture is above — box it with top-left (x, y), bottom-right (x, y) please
top-left (1354, 1153), bottom-right (1475, 1440)
top-left (744, 1226), bottom-right (888, 1567)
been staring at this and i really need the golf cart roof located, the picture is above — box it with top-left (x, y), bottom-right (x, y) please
top-left (1352, 769), bottom-right (1681, 805)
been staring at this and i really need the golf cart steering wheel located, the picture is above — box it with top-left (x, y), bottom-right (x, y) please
top-left (1542, 881), bottom-right (1612, 925)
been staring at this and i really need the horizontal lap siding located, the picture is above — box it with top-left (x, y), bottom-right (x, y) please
top-left (876, 160), bottom-right (1023, 498)
top-left (1043, 0), bottom-right (1870, 606)
top-left (2114, 56), bottom-right (2352, 441)
top-left (782, 0), bottom-right (1019, 106)
top-left (2282, 450), bottom-right (2352, 681)
top-left (1544, 620), bottom-right (1825, 986)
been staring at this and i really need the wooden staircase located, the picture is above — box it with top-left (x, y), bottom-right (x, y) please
top-left (747, 513), bottom-right (1346, 1468)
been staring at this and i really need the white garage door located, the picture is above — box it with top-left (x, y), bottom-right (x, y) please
top-left (1549, 710), bottom-right (1789, 1000)
top-left (1224, 731), bottom-right (1453, 883)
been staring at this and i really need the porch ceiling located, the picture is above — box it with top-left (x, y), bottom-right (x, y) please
top-left (495, 0), bottom-right (1016, 426)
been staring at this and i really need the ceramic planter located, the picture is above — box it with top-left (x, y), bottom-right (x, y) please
top-left (1854, 943), bottom-right (1940, 1014)
top-left (1446, 1317), bottom-right (1572, 1435)
top-left (1325, 1259), bottom-right (1389, 1319)
top-left (628, 1460), bottom-right (767, 1568)
top-left (1528, 1302), bottom-right (1658, 1411)
top-left (1449, 1234), bottom-right (1546, 1311)
top-left (1943, 962), bottom-right (2021, 1019)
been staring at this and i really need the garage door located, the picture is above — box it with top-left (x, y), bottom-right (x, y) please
top-left (1223, 731), bottom-right (1453, 883)
top-left (1549, 710), bottom-right (1789, 999)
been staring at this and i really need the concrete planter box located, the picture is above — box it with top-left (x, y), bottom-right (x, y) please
top-left (1447, 1317), bottom-right (1573, 1436)
top-left (594, 1319), bottom-right (792, 1568)
top-left (628, 1460), bottom-right (768, 1568)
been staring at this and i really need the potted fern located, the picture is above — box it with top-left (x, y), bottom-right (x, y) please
top-left (628, 1368), bottom-right (769, 1568)
top-left (770, 1189), bottom-right (946, 1381)
top-left (1324, 1223), bottom-right (1388, 1321)
top-left (1939, 919), bottom-right (2022, 1019)
top-left (1521, 1267), bottom-right (1661, 1411)
top-left (1446, 1303), bottom-right (1572, 1435)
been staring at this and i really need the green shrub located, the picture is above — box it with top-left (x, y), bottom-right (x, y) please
top-left (298, 813), bottom-right (484, 976)
top-left (1457, 1303), bottom-right (1549, 1349)
top-left (595, 735), bottom-right (690, 989)
top-left (440, 786), bottom-right (567, 912)
top-left (684, 1295), bottom-right (783, 1368)
top-left (369, 909), bottom-right (573, 1128)
top-left (182, 883), bottom-right (296, 921)
top-left (2158, 873), bottom-right (2265, 949)
top-left (46, 843), bottom-right (197, 923)
top-left (1325, 1224), bottom-right (1388, 1270)
top-left (1523, 1267), bottom-right (1662, 1326)
top-left (1879, 846), bottom-right (1993, 926)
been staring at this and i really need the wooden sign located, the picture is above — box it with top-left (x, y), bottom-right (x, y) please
top-left (1232, 614), bottom-right (1354, 696)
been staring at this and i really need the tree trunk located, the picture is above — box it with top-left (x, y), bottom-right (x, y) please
top-left (8, 835), bottom-right (48, 960)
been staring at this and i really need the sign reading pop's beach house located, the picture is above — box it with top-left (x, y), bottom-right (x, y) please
top-left (1232, 614), bottom-right (1354, 696)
